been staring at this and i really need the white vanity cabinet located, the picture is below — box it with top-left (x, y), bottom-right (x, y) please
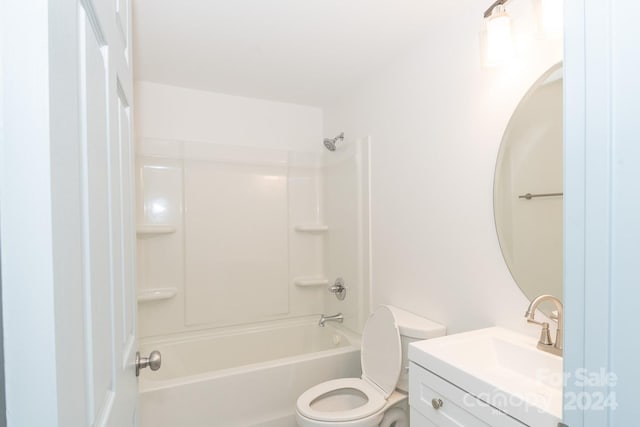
top-left (409, 362), bottom-right (526, 427)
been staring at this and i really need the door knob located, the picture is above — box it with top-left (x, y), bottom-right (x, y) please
top-left (136, 350), bottom-right (161, 377)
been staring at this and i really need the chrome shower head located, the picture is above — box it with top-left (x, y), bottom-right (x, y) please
top-left (323, 138), bottom-right (337, 151)
top-left (323, 132), bottom-right (344, 152)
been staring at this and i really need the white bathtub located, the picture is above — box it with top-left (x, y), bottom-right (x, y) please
top-left (138, 320), bottom-right (361, 427)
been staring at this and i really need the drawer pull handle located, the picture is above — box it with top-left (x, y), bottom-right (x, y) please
top-left (432, 398), bottom-right (444, 410)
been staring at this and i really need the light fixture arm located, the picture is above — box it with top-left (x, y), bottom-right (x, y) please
top-left (484, 0), bottom-right (511, 18)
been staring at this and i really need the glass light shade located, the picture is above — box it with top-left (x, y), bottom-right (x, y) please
top-left (539, 0), bottom-right (563, 35)
top-left (485, 6), bottom-right (514, 67)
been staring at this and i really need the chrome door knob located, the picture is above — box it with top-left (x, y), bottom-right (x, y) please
top-left (136, 350), bottom-right (161, 377)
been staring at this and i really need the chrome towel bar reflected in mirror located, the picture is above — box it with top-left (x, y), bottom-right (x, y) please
top-left (518, 192), bottom-right (563, 200)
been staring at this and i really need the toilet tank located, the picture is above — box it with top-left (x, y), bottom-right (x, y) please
top-left (387, 306), bottom-right (446, 392)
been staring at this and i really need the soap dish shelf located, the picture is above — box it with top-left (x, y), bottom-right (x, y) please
top-left (136, 225), bottom-right (176, 237)
top-left (137, 287), bottom-right (177, 302)
top-left (294, 225), bottom-right (329, 233)
top-left (294, 278), bottom-right (329, 287)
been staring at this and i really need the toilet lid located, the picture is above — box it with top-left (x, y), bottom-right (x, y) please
top-left (361, 306), bottom-right (402, 398)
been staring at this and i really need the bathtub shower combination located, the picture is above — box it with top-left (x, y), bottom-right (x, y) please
top-left (139, 321), bottom-right (360, 426)
top-left (136, 137), bottom-right (370, 426)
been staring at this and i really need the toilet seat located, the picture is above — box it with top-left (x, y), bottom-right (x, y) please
top-left (296, 378), bottom-right (386, 422)
top-left (296, 306), bottom-right (403, 426)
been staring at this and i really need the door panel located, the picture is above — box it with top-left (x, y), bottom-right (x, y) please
top-left (79, 7), bottom-right (114, 423)
top-left (111, 81), bottom-right (138, 426)
top-left (116, 0), bottom-right (131, 65)
top-left (117, 82), bottom-right (136, 352)
top-left (78, 0), bottom-right (137, 425)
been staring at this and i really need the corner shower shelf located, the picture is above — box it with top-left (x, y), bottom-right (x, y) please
top-left (137, 287), bottom-right (177, 302)
top-left (136, 224), bottom-right (176, 236)
top-left (294, 224), bottom-right (329, 233)
top-left (294, 278), bottom-right (329, 287)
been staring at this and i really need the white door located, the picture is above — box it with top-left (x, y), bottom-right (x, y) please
top-left (1, 0), bottom-right (138, 425)
top-left (564, 0), bottom-right (640, 425)
top-left (77, 0), bottom-right (138, 424)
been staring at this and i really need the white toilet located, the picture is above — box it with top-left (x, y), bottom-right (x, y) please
top-left (296, 305), bottom-right (445, 427)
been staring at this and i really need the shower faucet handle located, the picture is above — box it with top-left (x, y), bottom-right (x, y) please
top-left (328, 278), bottom-right (346, 301)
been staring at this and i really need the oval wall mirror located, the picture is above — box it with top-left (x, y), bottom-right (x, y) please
top-left (494, 63), bottom-right (563, 314)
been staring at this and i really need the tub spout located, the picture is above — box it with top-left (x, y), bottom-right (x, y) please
top-left (318, 313), bottom-right (343, 327)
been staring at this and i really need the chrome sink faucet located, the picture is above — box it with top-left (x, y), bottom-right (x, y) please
top-left (319, 313), bottom-right (344, 327)
top-left (525, 295), bottom-right (563, 356)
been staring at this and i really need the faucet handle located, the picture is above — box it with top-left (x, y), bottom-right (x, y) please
top-left (328, 278), bottom-right (346, 301)
top-left (526, 318), bottom-right (546, 327)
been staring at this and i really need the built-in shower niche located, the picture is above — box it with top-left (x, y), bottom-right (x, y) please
top-left (136, 139), bottom-right (330, 338)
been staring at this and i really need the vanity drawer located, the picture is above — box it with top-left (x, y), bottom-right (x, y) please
top-left (409, 362), bottom-right (526, 427)
top-left (410, 407), bottom-right (437, 426)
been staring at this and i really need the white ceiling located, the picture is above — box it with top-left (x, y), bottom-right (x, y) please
top-left (133, 0), bottom-right (458, 106)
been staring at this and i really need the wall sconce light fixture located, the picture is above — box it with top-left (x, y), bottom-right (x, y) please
top-left (484, 1), bottom-right (514, 67)
top-left (482, 0), bottom-right (563, 67)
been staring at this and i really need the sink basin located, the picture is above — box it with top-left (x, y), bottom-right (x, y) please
top-left (409, 327), bottom-right (562, 427)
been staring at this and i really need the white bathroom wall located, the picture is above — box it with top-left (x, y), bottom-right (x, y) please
top-left (135, 81), bottom-right (322, 152)
top-left (324, 0), bottom-right (562, 335)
